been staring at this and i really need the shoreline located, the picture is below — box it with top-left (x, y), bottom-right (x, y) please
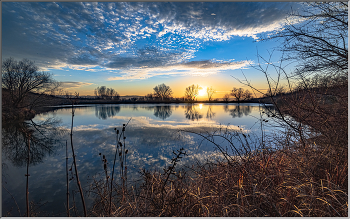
top-left (5, 97), bottom-right (273, 121)
top-left (1, 86), bottom-right (274, 121)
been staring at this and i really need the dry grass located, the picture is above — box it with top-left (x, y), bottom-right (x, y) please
top-left (88, 80), bottom-right (347, 217)
top-left (90, 142), bottom-right (347, 217)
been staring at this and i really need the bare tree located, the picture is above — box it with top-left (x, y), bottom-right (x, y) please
top-left (185, 84), bottom-right (199, 101)
top-left (106, 88), bottom-right (114, 99)
top-left (108, 88), bottom-right (118, 100)
top-left (222, 93), bottom-right (230, 102)
top-left (243, 89), bottom-right (253, 100)
top-left (275, 86), bottom-right (286, 95)
top-left (95, 86), bottom-right (107, 99)
top-left (230, 87), bottom-right (253, 102)
top-left (95, 86), bottom-right (119, 100)
top-left (145, 93), bottom-right (154, 101)
top-left (264, 2), bottom-right (348, 78)
top-left (100, 86), bottom-right (106, 98)
top-left (230, 87), bottom-right (244, 102)
top-left (207, 86), bottom-right (216, 101)
top-left (153, 83), bottom-right (173, 101)
top-left (113, 92), bottom-right (120, 100)
top-left (2, 58), bottom-right (60, 108)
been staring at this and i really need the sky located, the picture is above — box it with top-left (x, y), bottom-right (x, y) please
top-left (2, 1), bottom-right (304, 99)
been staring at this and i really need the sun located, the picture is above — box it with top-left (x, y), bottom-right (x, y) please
top-left (198, 86), bottom-right (207, 96)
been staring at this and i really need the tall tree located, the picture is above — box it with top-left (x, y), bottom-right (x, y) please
top-left (95, 86), bottom-right (119, 100)
top-left (206, 86), bottom-right (216, 101)
top-left (145, 93), bottom-right (154, 100)
top-left (222, 93), bottom-right (230, 102)
top-left (153, 83), bottom-right (173, 101)
top-left (106, 88), bottom-right (116, 99)
top-left (2, 58), bottom-right (59, 108)
top-left (230, 87), bottom-right (244, 102)
top-left (230, 87), bottom-right (253, 101)
top-left (97, 86), bottom-right (107, 99)
top-left (185, 84), bottom-right (199, 101)
top-left (243, 89), bottom-right (253, 100)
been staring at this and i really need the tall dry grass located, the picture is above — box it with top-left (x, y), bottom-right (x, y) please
top-left (89, 129), bottom-right (347, 217)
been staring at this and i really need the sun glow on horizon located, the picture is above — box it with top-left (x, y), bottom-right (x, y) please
top-left (198, 86), bottom-right (207, 96)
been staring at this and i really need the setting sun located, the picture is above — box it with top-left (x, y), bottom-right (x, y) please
top-left (198, 86), bottom-right (207, 96)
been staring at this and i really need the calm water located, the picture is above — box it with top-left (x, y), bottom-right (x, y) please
top-left (2, 103), bottom-right (279, 216)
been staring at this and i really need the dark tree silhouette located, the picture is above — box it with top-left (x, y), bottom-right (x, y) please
top-left (230, 87), bottom-right (252, 101)
top-left (230, 88), bottom-right (244, 101)
top-left (145, 93), bottom-right (154, 100)
top-left (95, 86), bottom-right (119, 100)
top-left (207, 86), bottom-right (216, 101)
top-left (185, 84), bottom-right (199, 101)
top-left (2, 58), bottom-right (60, 109)
top-left (222, 93), bottom-right (230, 102)
top-left (153, 83), bottom-right (173, 101)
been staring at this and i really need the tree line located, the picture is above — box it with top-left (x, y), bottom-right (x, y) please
top-left (94, 86), bottom-right (120, 100)
top-left (145, 83), bottom-right (253, 102)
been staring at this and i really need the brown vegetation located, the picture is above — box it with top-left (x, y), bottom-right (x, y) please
top-left (90, 133), bottom-right (347, 217)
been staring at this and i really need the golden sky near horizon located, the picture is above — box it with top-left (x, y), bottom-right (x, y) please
top-left (70, 72), bottom-right (271, 100)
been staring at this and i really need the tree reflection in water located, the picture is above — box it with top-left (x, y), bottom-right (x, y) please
top-left (224, 105), bottom-right (252, 118)
top-left (95, 105), bottom-right (121, 120)
top-left (206, 106), bottom-right (215, 119)
top-left (153, 106), bottom-right (172, 120)
top-left (185, 104), bottom-right (203, 121)
top-left (2, 118), bottom-right (64, 167)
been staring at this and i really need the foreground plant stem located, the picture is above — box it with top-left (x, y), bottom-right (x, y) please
top-left (66, 140), bottom-right (70, 217)
top-left (26, 133), bottom-right (30, 217)
top-left (109, 118), bottom-right (131, 216)
top-left (69, 94), bottom-right (87, 216)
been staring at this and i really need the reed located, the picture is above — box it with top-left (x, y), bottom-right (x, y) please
top-left (65, 140), bottom-right (70, 217)
top-left (67, 92), bottom-right (87, 216)
top-left (109, 118), bottom-right (131, 215)
top-left (25, 132), bottom-right (31, 217)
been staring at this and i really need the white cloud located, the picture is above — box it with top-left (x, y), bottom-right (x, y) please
top-left (107, 60), bottom-right (251, 80)
top-left (2, 2), bottom-right (301, 75)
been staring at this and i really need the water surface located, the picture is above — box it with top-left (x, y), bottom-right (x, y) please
top-left (2, 103), bottom-right (279, 216)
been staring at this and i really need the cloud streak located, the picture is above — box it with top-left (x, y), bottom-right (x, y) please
top-left (60, 81), bottom-right (94, 89)
top-left (107, 60), bottom-right (251, 80)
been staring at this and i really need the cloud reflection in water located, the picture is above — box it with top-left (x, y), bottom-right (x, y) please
top-left (2, 103), bottom-right (276, 216)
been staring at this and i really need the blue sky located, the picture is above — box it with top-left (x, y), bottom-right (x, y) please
top-left (2, 2), bottom-right (303, 98)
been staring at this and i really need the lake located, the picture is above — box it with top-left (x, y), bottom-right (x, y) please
top-left (2, 103), bottom-right (280, 216)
